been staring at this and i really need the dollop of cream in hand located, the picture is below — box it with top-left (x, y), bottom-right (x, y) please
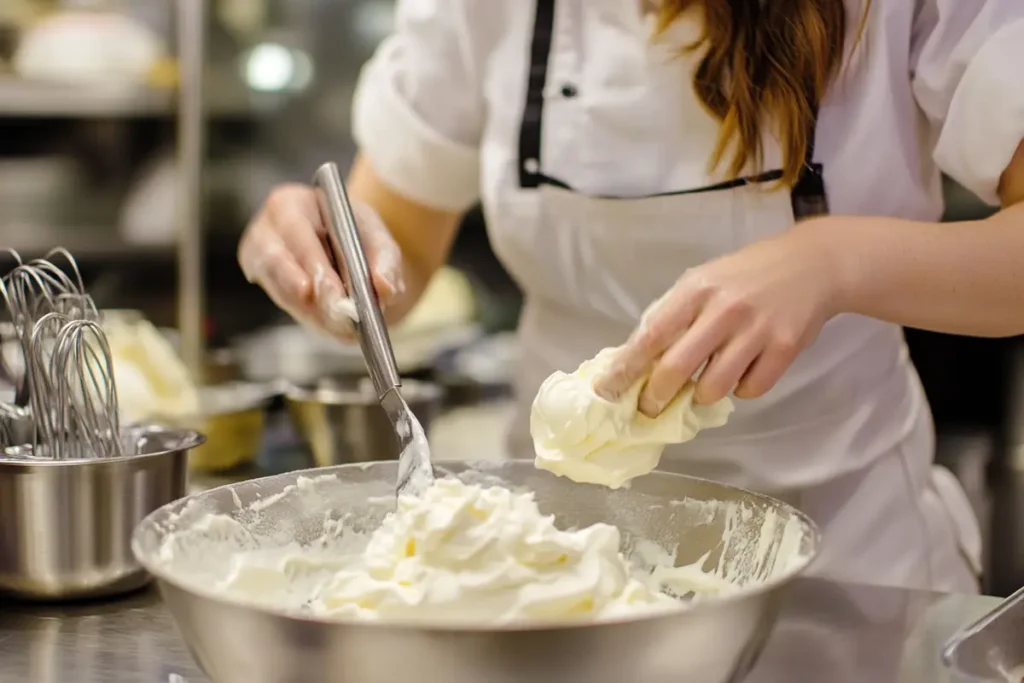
top-left (531, 348), bottom-right (734, 489)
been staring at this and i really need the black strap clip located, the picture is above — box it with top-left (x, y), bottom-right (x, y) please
top-left (791, 162), bottom-right (830, 220)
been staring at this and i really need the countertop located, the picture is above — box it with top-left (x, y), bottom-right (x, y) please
top-left (0, 579), bottom-right (1001, 683)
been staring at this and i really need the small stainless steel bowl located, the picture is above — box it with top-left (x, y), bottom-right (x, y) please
top-left (0, 425), bottom-right (204, 600)
top-left (162, 381), bottom-right (276, 473)
top-left (285, 378), bottom-right (443, 467)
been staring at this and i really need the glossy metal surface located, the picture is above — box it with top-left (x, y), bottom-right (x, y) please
top-left (175, 0), bottom-right (207, 378)
top-left (312, 162), bottom-right (399, 398)
top-left (943, 585), bottom-right (1024, 681)
top-left (0, 248), bottom-right (122, 460)
top-left (133, 461), bottom-right (818, 683)
top-left (312, 163), bottom-right (435, 495)
top-left (170, 381), bottom-right (275, 473)
top-left (0, 426), bottom-right (204, 600)
top-left (0, 578), bottom-right (1000, 683)
top-left (285, 380), bottom-right (442, 466)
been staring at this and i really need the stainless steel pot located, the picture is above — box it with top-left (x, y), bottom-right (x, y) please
top-left (132, 460), bottom-right (819, 683)
top-left (285, 379), bottom-right (442, 467)
top-left (0, 425), bottom-right (204, 600)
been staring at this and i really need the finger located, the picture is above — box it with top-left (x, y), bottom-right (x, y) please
top-left (638, 309), bottom-right (733, 417)
top-left (734, 342), bottom-right (799, 399)
top-left (352, 203), bottom-right (404, 302)
top-left (267, 187), bottom-right (345, 302)
top-left (266, 189), bottom-right (358, 335)
top-left (255, 256), bottom-right (318, 326)
top-left (693, 331), bottom-right (763, 404)
top-left (594, 291), bottom-right (698, 401)
top-left (311, 262), bottom-right (360, 336)
top-left (317, 204), bottom-right (400, 330)
top-left (239, 223), bottom-right (314, 315)
top-left (293, 304), bottom-right (357, 343)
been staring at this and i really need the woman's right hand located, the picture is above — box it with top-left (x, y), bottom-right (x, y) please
top-left (238, 183), bottom-right (405, 338)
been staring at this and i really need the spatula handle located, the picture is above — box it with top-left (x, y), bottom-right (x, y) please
top-left (313, 162), bottom-right (401, 398)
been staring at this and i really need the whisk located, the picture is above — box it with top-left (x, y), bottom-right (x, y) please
top-left (0, 248), bottom-right (122, 459)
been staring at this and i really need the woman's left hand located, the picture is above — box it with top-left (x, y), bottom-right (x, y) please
top-left (593, 222), bottom-right (844, 416)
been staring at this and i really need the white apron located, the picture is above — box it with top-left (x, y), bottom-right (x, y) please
top-left (483, 0), bottom-right (983, 594)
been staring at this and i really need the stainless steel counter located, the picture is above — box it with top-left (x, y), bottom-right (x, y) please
top-left (0, 579), bottom-right (1000, 683)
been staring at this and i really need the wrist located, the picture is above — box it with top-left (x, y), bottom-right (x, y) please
top-left (794, 215), bottom-right (867, 318)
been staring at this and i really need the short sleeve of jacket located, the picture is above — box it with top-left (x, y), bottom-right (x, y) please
top-left (911, 0), bottom-right (1024, 206)
top-left (351, 0), bottom-right (484, 212)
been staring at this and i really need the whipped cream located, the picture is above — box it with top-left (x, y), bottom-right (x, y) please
top-left (103, 313), bottom-right (199, 424)
top-left (223, 479), bottom-right (701, 623)
top-left (150, 469), bottom-right (819, 628)
top-left (159, 477), bottom-right (745, 625)
top-left (531, 348), bottom-right (734, 489)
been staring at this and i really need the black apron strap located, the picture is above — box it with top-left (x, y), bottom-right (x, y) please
top-left (517, 0), bottom-right (556, 189)
top-left (791, 116), bottom-right (830, 219)
top-left (517, 0), bottom-right (831, 216)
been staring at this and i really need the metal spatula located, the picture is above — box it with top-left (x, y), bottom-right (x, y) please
top-left (313, 162), bottom-right (435, 498)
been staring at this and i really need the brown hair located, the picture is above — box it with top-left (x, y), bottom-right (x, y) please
top-left (655, 0), bottom-right (870, 186)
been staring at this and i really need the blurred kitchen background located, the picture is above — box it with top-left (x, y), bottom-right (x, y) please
top-left (0, 0), bottom-right (1020, 596)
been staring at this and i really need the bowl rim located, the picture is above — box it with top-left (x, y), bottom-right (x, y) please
top-left (188, 380), bottom-right (279, 419)
top-left (939, 583), bottom-right (1024, 671)
top-left (133, 460), bottom-right (821, 634)
top-left (0, 425), bottom-right (206, 468)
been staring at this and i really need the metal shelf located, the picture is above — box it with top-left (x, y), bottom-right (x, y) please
top-left (0, 224), bottom-right (242, 261)
top-left (0, 225), bottom-right (163, 259)
top-left (0, 75), bottom-right (281, 118)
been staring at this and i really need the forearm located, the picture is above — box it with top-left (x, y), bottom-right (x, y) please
top-left (999, 140), bottom-right (1024, 207)
top-left (346, 154), bottom-right (462, 323)
top-left (824, 140), bottom-right (1024, 337)
top-left (818, 202), bottom-right (1023, 336)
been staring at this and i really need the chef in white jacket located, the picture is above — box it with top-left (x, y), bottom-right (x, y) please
top-left (239, 0), bottom-right (1024, 594)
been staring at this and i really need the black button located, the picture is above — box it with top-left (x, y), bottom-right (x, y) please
top-left (560, 83), bottom-right (578, 98)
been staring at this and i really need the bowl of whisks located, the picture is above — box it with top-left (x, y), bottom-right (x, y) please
top-left (0, 249), bottom-right (205, 600)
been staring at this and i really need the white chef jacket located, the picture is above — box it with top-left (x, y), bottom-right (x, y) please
top-left (349, 0), bottom-right (1024, 592)
top-left (352, 0), bottom-right (1024, 212)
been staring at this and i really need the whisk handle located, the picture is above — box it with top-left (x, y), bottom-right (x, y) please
top-left (313, 162), bottom-right (401, 398)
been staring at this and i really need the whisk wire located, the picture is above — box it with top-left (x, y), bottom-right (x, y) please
top-left (1, 250), bottom-right (122, 460)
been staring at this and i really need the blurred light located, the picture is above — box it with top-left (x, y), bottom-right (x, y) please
top-left (244, 43), bottom-right (294, 92)
top-left (242, 42), bottom-right (315, 94)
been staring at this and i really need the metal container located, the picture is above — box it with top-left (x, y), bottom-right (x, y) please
top-left (434, 333), bottom-right (517, 407)
top-left (233, 325), bottom-right (367, 385)
top-left (233, 323), bottom-right (479, 386)
top-left (0, 425), bottom-right (204, 600)
top-left (167, 381), bottom-right (276, 473)
top-left (133, 460), bottom-right (819, 683)
top-left (942, 585), bottom-right (1024, 682)
top-left (285, 379), bottom-right (442, 467)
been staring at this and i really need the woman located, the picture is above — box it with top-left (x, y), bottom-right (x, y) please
top-left (239, 0), bottom-right (1024, 593)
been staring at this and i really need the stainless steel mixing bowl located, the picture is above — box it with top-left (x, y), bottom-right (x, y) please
top-left (285, 379), bottom-right (442, 466)
top-left (0, 425), bottom-right (204, 600)
top-left (133, 461), bottom-right (819, 683)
